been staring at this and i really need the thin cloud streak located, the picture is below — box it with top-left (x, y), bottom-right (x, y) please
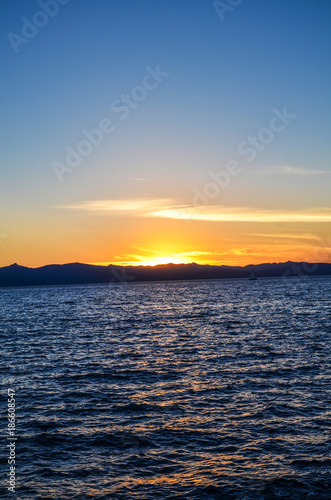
top-left (57, 199), bottom-right (331, 223)
top-left (258, 165), bottom-right (330, 175)
top-left (149, 206), bottom-right (331, 223)
top-left (126, 177), bottom-right (152, 182)
top-left (57, 199), bottom-right (173, 213)
top-left (246, 233), bottom-right (319, 240)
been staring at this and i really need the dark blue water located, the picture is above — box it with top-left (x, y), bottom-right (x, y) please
top-left (1, 277), bottom-right (331, 499)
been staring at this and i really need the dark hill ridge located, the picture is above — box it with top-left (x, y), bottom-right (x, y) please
top-left (0, 261), bottom-right (330, 287)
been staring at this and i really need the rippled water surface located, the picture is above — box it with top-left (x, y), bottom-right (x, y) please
top-left (1, 277), bottom-right (331, 499)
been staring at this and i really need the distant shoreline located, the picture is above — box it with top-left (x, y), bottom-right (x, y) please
top-left (1, 261), bottom-right (331, 288)
top-left (1, 274), bottom-right (331, 291)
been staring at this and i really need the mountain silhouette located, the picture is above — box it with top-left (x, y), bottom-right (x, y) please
top-left (0, 261), bottom-right (330, 287)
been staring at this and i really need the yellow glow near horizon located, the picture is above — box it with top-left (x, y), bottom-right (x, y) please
top-left (90, 254), bottom-right (199, 267)
top-left (2, 200), bottom-right (331, 268)
top-left (136, 255), bottom-right (192, 266)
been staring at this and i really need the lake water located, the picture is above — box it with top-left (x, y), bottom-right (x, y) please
top-left (1, 277), bottom-right (330, 499)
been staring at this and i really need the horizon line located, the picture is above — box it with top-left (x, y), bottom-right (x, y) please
top-left (2, 260), bottom-right (331, 270)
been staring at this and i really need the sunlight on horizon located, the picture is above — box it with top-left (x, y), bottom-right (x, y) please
top-left (89, 254), bottom-right (201, 267)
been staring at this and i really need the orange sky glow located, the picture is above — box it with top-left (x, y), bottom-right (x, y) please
top-left (1, 199), bottom-right (330, 268)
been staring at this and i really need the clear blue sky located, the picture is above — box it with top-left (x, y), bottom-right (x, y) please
top-left (1, 0), bottom-right (331, 266)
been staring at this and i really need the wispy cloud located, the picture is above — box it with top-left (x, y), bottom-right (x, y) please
top-left (258, 165), bottom-right (330, 175)
top-left (246, 232), bottom-right (319, 240)
top-left (130, 246), bottom-right (213, 258)
top-left (58, 199), bottom-right (173, 213)
top-left (148, 206), bottom-right (331, 223)
top-left (58, 199), bottom-right (331, 223)
top-left (126, 177), bottom-right (152, 182)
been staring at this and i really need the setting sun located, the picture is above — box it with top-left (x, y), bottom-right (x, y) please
top-left (135, 254), bottom-right (198, 266)
top-left (90, 252), bottom-right (199, 267)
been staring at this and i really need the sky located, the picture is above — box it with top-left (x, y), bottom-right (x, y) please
top-left (1, 0), bottom-right (331, 267)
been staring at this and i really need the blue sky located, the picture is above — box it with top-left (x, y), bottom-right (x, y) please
top-left (1, 0), bottom-right (331, 266)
